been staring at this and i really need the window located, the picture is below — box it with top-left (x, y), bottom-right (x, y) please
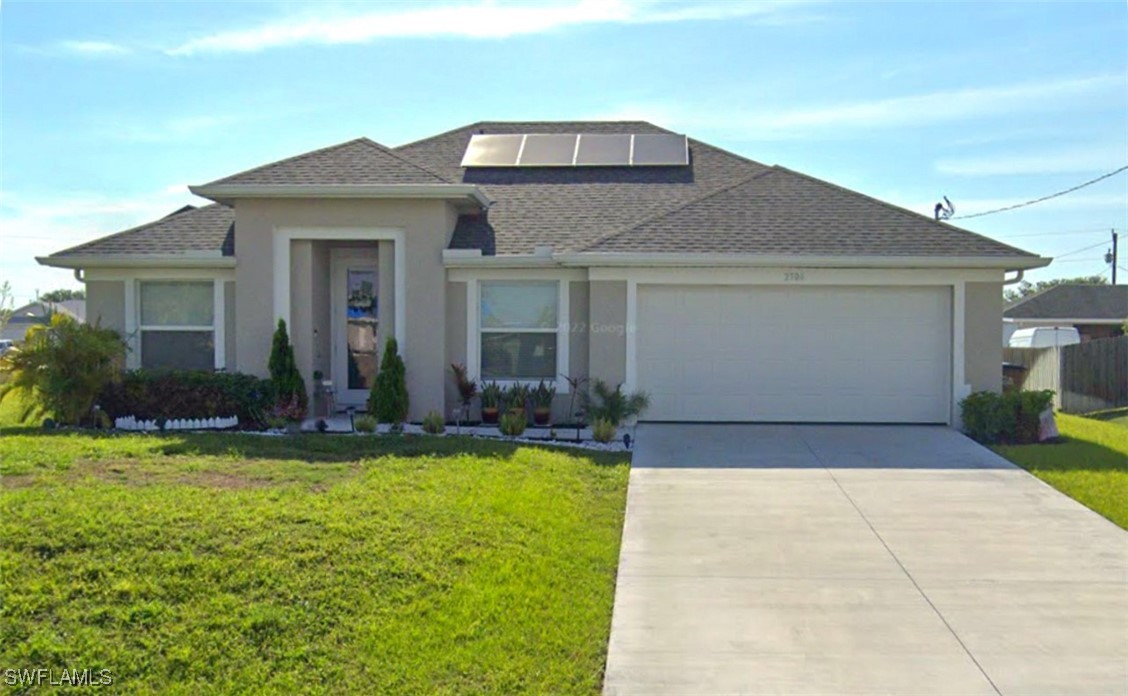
top-left (139, 281), bottom-right (215, 371)
top-left (479, 281), bottom-right (558, 381)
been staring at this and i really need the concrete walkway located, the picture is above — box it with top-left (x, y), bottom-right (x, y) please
top-left (604, 425), bottom-right (1128, 695)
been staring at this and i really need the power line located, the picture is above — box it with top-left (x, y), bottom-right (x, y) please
top-left (1001, 227), bottom-right (1117, 239)
top-left (952, 165), bottom-right (1128, 220)
top-left (1056, 240), bottom-right (1109, 259)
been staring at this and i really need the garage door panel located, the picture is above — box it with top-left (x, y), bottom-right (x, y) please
top-left (637, 285), bottom-right (950, 423)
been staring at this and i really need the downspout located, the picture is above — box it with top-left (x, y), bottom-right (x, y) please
top-left (1003, 269), bottom-right (1024, 285)
top-left (73, 268), bottom-right (86, 284)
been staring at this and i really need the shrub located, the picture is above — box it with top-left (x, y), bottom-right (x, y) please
top-left (480, 382), bottom-right (503, 410)
top-left (98, 370), bottom-right (274, 428)
top-left (353, 415), bottom-right (377, 433)
top-left (268, 319), bottom-right (307, 416)
top-left (450, 363), bottom-right (477, 406)
top-left (591, 418), bottom-right (617, 443)
top-left (422, 410), bottom-right (446, 434)
top-left (369, 337), bottom-right (408, 424)
top-left (506, 382), bottom-right (530, 414)
top-left (0, 314), bottom-right (125, 425)
top-left (499, 411), bottom-right (526, 437)
top-left (583, 380), bottom-right (650, 427)
top-left (960, 389), bottom-right (1055, 444)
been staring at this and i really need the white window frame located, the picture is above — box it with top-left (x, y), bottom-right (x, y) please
top-left (85, 269), bottom-right (231, 371)
top-left (136, 280), bottom-right (220, 372)
top-left (463, 274), bottom-right (572, 393)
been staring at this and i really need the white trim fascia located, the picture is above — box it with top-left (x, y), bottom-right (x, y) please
top-left (447, 268), bottom-right (586, 282)
top-left (85, 268), bottom-right (235, 282)
top-left (37, 254), bottom-right (235, 270)
top-left (273, 227), bottom-right (406, 353)
top-left (1004, 317), bottom-right (1126, 325)
top-left (588, 266), bottom-right (1002, 285)
top-left (555, 252), bottom-right (1052, 271)
top-left (190, 183), bottom-right (492, 208)
top-left (443, 252), bottom-right (560, 269)
top-left (124, 276), bottom-right (226, 371)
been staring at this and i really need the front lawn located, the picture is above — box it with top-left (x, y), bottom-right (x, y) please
top-left (995, 413), bottom-right (1128, 529)
top-left (0, 431), bottom-right (630, 694)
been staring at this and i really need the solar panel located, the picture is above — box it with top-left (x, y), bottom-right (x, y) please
top-left (517, 134), bottom-right (579, 166)
top-left (461, 132), bottom-right (689, 167)
top-left (631, 134), bottom-right (689, 166)
top-left (575, 134), bottom-right (633, 165)
top-left (460, 134), bottom-right (524, 167)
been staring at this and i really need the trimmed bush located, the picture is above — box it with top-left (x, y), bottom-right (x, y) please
top-left (369, 337), bottom-right (408, 424)
top-left (499, 411), bottom-right (526, 437)
top-left (268, 319), bottom-right (307, 416)
top-left (960, 389), bottom-right (1054, 444)
top-left (353, 415), bottom-right (377, 433)
top-left (98, 370), bottom-right (274, 429)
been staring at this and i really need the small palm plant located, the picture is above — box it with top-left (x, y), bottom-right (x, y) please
top-left (582, 380), bottom-right (650, 441)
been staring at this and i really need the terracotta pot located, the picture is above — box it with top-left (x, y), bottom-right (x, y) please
top-left (533, 408), bottom-right (551, 426)
top-left (481, 407), bottom-right (499, 424)
top-left (508, 407), bottom-right (526, 421)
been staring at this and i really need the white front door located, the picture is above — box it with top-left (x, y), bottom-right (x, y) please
top-left (635, 285), bottom-right (952, 423)
top-left (331, 249), bottom-right (379, 408)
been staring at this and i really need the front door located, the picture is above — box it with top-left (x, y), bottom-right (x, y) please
top-left (331, 249), bottom-right (379, 408)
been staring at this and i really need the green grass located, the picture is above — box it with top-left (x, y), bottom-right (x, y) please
top-left (995, 413), bottom-right (1128, 529)
top-left (0, 431), bottom-right (630, 694)
top-left (1083, 407), bottom-right (1128, 427)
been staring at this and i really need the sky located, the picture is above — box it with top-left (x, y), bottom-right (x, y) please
top-left (2, 0), bottom-right (1126, 306)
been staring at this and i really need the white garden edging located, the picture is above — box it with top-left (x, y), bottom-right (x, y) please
top-left (114, 415), bottom-right (239, 432)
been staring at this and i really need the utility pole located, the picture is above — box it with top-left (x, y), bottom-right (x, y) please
top-left (1106, 229), bottom-right (1118, 284)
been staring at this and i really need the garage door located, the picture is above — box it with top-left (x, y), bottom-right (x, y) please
top-left (636, 285), bottom-right (951, 423)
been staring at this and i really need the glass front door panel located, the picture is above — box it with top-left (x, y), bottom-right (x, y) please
top-left (346, 268), bottom-right (378, 391)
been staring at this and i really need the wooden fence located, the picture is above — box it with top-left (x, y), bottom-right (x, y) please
top-left (1004, 335), bottom-right (1128, 413)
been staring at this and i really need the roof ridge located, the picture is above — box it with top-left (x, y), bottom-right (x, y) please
top-left (577, 169), bottom-right (777, 252)
top-left (354, 137), bottom-right (453, 183)
top-left (771, 165), bottom-right (1038, 258)
top-left (49, 204), bottom-right (229, 257)
top-left (394, 121), bottom-right (487, 151)
top-left (202, 138), bottom-right (375, 186)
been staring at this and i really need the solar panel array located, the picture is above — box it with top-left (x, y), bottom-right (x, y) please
top-left (460, 133), bottom-right (688, 167)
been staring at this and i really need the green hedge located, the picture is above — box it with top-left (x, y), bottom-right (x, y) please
top-left (960, 389), bottom-right (1055, 444)
top-left (98, 371), bottom-right (274, 429)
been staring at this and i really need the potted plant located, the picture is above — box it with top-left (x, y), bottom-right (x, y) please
top-left (506, 382), bottom-right (530, 421)
top-left (531, 379), bottom-right (556, 426)
top-left (480, 381), bottom-right (502, 424)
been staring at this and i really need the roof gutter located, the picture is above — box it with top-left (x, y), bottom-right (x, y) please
top-left (189, 183), bottom-right (492, 208)
top-left (37, 254), bottom-right (236, 270)
top-left (553, 252), bottom-right (1053, 271)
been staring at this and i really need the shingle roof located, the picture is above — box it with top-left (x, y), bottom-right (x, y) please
top-left (44, 120), bottom-right (1042, 262)
top-left (201, 137), bottom-right (450, 186)
top-left (396, 121), bottom-right (772, 254)
top-left (583, 166), bottom-right (1034, 256)
top-left (50, 204), bottom-right (234, 257)
top-left (1005, 285), bottom-right (1128, 320)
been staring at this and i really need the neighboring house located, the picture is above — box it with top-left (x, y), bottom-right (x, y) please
top-left (0, 299), bottom-right (86, 343)
top-left (1004, 285), bottom-right (1127, 345)
top-left (38, 121), bottom-right (1049, 425)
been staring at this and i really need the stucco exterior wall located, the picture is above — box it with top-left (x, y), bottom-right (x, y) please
top-left (85, 280), bottom-right (125, 334)
top-left (965, 281), bottom-right (1003, 394)
top-left (589, 280), bottom-right (627, 386)
top-left (232, 197), bottom-right (454, 420)
top-left (224, 281), bottom-right (236, 369)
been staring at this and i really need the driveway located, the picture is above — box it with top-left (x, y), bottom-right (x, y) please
top-left (604, 425), bottom-right (1128, 695)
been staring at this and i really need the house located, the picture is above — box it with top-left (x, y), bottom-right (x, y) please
top-left (37, 121), bottom-right (1049, 425)
top-left (0, 299), bottom-right (86, 343)
top-left (1004, 284), bottom-right (1127, 345)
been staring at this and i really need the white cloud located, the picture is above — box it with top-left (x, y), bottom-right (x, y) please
top-left (166, 0), bottom-right (817, 56)
top-left (0, 188), bottom-right (207, 304)
top-left (57, 40), bottom-right (132, 56)
top-left (935, 145), bottom-right (1128, 176)
top-left (595, 74), bottom-right (1126, 140)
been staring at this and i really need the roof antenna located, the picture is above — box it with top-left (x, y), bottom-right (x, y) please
top-left (934, 196), bottom-right (954, 221)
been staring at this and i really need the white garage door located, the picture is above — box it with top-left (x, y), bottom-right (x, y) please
top-left (636, 285), bottom-right (951, 423)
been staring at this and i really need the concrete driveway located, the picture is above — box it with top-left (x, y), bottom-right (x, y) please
top-left (604, 425), bottom-right (1128, 696)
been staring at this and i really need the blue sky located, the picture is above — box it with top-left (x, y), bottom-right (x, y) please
top-left (2, 0), bottom-right (1126, 305)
